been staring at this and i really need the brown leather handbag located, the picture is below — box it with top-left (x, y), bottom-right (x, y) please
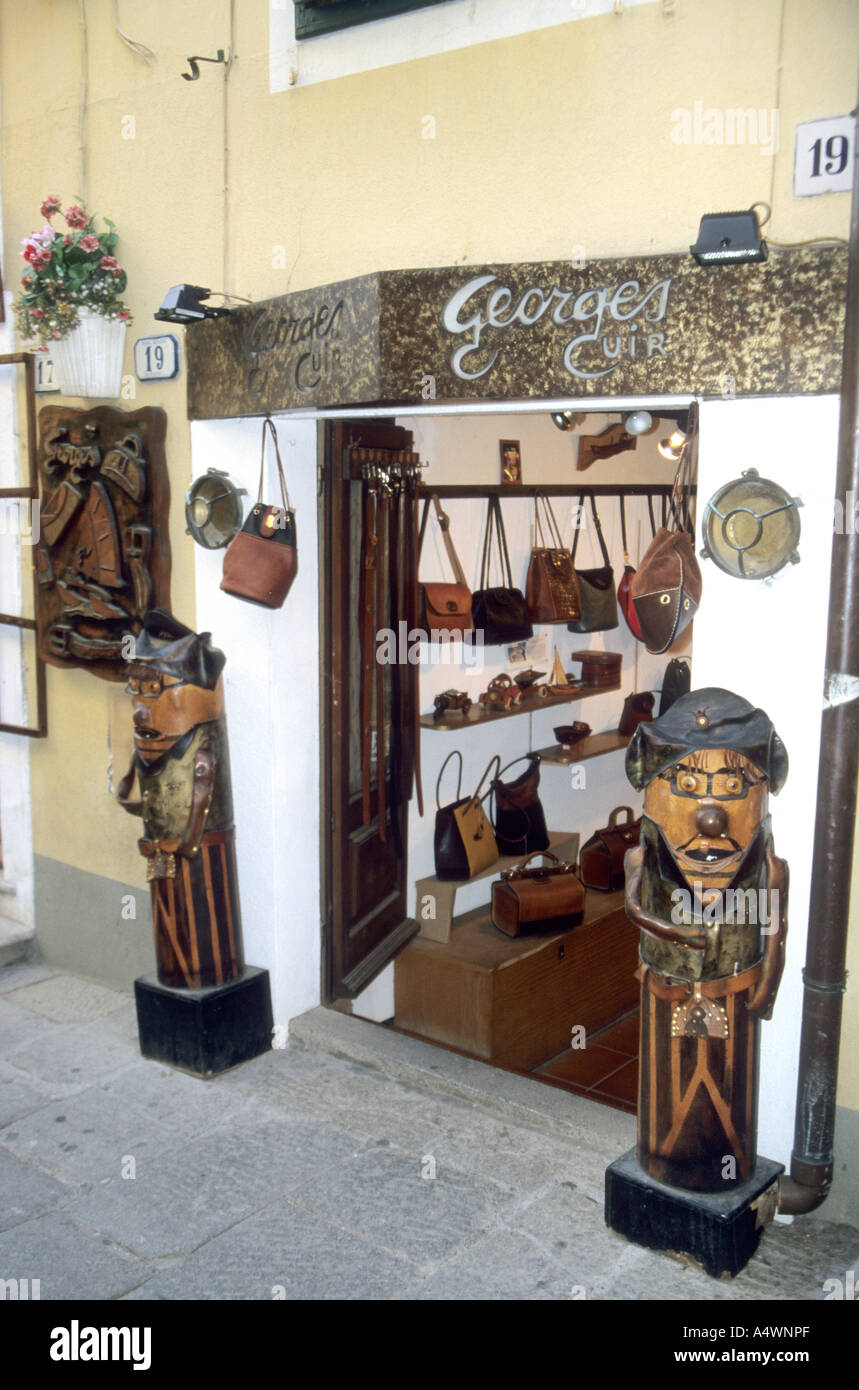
top-left (221, 417), bottom-right (297, 609)
top-left (631, 407), bottom-right (702, 653)
top-left (418, 494), bottom-right (473, 636)
top-left (490, 754), bottom-right (550, 857)
top-left (579, 806), bottom-right (641, 892)
top-left (491, 851), bottom-right (585, 937)
top-left (526, 491), bottom-right (582, 623)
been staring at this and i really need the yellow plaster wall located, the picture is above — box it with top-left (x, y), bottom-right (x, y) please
top-left (1, 2), bottom-right (858, 1059)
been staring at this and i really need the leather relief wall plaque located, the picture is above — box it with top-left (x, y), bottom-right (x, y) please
top-left (35, 406), bottom-right (171, 681)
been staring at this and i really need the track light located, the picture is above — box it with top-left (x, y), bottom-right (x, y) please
top-left (658, 429), bottom-right (687, 461)
top-left (551, 410), bottom-right (586, 431)
top-left (625, 410), bottom-right (653, 436)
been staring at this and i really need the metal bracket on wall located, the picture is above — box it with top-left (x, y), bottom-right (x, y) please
top-left (0, 354), bottom-right (47, 737)
top-left (181, 50), bottom-right (228, 81)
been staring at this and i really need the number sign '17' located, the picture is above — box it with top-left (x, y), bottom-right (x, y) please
top-left (134, 334), bottom-right (180, 382)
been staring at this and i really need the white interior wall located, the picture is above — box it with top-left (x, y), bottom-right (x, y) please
top-left (190, 415), bottom-right (321, 1032)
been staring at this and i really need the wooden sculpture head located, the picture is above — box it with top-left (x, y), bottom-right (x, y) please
top-left (125, 609), bottom-right (226, 766)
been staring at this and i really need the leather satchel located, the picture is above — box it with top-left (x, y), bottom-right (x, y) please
top-left (434, 751), bottom-right (500, 881)
top-left (221, 417), bottom-right (297, 609)
top-left (418, 495), bottom-right (473, 637)
top-left (526, 491), bottom-right (582, 623)
top-left (619, 691), bottom-right (655, 737)
top-left (631, 407), bottom-right (702, 653)
top-left (579, 806), bottom-right (641, 892)
top-left (491, 851), bottom-right (585, 937)
top-left (567, 494), bottom-right (619, 633)
top-left (471, 495), bottom-right (533, 646)
top-left (490, 754), bottom-right (550, 857)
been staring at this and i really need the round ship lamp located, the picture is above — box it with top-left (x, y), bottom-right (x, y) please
top-left (185, 469), bottom-right (246, 549)
top-left (701, 468), bottom-right (801, 579)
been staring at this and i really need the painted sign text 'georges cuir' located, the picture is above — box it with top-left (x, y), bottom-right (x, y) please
top-left (441, 272), bottom-right (672, 381)
top-left (244, 298), bottom-right (346, 396)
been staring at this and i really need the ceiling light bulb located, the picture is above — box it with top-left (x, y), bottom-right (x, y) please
top-left (625, 410), bottom-right (652, 435)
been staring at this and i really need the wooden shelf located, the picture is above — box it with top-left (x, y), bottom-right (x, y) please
top-left (422, 680), bottom-right (621, 730)
top-left (535, 729), bottom-right (630, 765)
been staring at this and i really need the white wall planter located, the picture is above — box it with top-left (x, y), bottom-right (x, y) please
top-left (50, 308), bottom-right (127, 398)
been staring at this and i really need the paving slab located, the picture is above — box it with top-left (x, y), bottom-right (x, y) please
top-left (0, 1210), bottom-right (151, 1300)
top-left (0, 1146), bottom-right (76, 1232)
top-left (122, 1199), bottom-right (417, 1301)
top-left (290, 1142), bottom-right (517, 1265)
top-left (3, 974), bottom-right (129, 1025)
top-left (3, 1018), bottom-right (142, 1090)
top-left (68, 1118), bottom-right (367, 1258)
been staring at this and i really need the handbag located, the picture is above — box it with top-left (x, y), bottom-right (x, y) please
top-left (525, 491), bottom-right (582, 623)
top-left (491, 851), bottom-right (585, 938)
top-left (433, 751), bottom-right (500, 881)
top-left (631, 407), bottom-right (702, 654)
top-left (490, 754), bottom-right (550, 857)
top-left (618, 691), bottom-right (655, 737)
top-left (471, 496), bottom-right (534, 646)
top-left (659, 657), bottom-right (691, 715)
top-left (579, 806), bottom-right (641, 892)
top-left (417, 494), bottom-right (473, 637)
top-left (567, 494), bottom-right (619, 633)
top-left (616, 494), bottom-right (643, 639)
top-left (221, 417), bottom-right (297, 609)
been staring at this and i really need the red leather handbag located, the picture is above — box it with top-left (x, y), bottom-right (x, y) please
top-left (617, 494), bottom-right (643, 640)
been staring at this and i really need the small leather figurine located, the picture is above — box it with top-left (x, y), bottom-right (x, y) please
top-left (117, 609), bottom-right (244, 990)
top-left (623, 687), bottom-right (789, 1192)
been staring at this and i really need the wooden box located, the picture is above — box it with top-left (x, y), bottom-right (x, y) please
top-left (394, 890), bottom-right (639, 1071)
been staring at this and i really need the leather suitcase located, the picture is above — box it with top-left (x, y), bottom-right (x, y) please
top-left (491, 851), bottom-right (584, 937)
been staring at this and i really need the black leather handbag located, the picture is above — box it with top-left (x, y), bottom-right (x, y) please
top-left (567, 494), bottom-right (619, 634)
top-left (659, 657), bottom-right (691, 715)
top-left (490, 754), bottom-right (550, 857)
top-left (472, 496), bottom-right (533, 647)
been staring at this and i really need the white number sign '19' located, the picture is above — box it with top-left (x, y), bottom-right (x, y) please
top-left (134, 334), bottom-right (180, 382)
top-left (794, 115), bottom-right (854, 198)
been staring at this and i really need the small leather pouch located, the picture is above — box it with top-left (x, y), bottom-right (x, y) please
top-left (619, 691), bottom-right (655, 737)
top-left (659, 657), bottom-right (691, 715)
top-left (221, 417), bottom-right (297, 609)
top-left (491, 851), bottom-right (585, 937)
top-left (579, 806), bottom-right (641, 892)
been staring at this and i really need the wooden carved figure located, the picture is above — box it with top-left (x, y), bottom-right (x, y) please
top-left (117, 610), bottom-right (244, 990)
top-left (623, 688), bottom-right (789, 1192)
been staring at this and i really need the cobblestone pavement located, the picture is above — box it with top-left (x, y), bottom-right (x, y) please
top-left (0, 961), bottom-right (856, 1302)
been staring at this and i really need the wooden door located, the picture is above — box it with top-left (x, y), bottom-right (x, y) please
top-left (321, 420), bottom-right (421, 999)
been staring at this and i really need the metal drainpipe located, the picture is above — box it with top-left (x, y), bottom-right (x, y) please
top-left (778, 97), bottom-right (859, 1215)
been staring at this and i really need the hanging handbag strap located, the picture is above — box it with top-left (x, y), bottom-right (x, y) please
top-left (436, 749), bottom-right (464, 810)
top-left (571, 494), bottom-right (611, 567)
top-left (619, 493), bottom-right (631, 567)
top-left (666, 407), bottom-right (697, 535)
top-left (647, 492), bottom-right (657, 538)
top-left (533, 491), bottom-right (567, 551)
top-left (493, 751), bottom-right (541, 785)
top-left (258, 416), bottom-right (293, 512)
top-left (418, 494), bottom-right (468, 586)
top-left (479, 495), bottom-right (515, 589)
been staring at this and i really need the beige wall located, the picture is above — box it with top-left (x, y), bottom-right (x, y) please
top-left (2, 0), bottom-right (858, 1103)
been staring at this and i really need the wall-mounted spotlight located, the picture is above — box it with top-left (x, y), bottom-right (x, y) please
top-left (657, 429), bottom-right (687, 461)
top-left (690, 209), bottom-right (768, 266)
top-left (185, 469), bottom-right (246, 549)
top-left (154, 285), bottom-right (235, 324)
top-left (551, 410), bottom-right (586, 431)
top-left (624, 410), bottom-right (653, 436)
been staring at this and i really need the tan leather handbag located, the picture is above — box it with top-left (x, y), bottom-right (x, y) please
top-left (491, 851), bottom-right (585, 937)
top-left (418, 494), bottom-right (473, 636)
top-left (434, 751), bottom-right (500, 881)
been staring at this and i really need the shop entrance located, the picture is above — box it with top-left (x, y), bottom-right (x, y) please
top-left (321, 403), bottom-right (694, 1116)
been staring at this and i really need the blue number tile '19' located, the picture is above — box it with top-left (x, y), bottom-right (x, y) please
top-left (133, 334), bottom-right (180, 382)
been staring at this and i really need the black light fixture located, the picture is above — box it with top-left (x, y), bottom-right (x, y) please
top-left (185, 469), bottom-right (246, 549)
top-left (690, 209), bottom-right (768, 266)
top-left (154, 285), bottom-right (234, 324)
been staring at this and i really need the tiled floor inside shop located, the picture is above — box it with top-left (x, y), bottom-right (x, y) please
top-left (534, 1008), bottom-right (639, 1113)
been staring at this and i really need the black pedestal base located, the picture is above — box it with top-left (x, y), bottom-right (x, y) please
top-left (605, 1148), bottom-right (784, 1279)
top-left (134, 966), bottom-right (273, 1078)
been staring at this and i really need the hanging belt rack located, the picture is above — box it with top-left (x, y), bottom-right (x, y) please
top-left (417, 483), bottom-right (694, 499)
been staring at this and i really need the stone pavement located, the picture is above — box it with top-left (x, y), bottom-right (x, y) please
top-left (0, 959), bottom-right (856, 1302)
